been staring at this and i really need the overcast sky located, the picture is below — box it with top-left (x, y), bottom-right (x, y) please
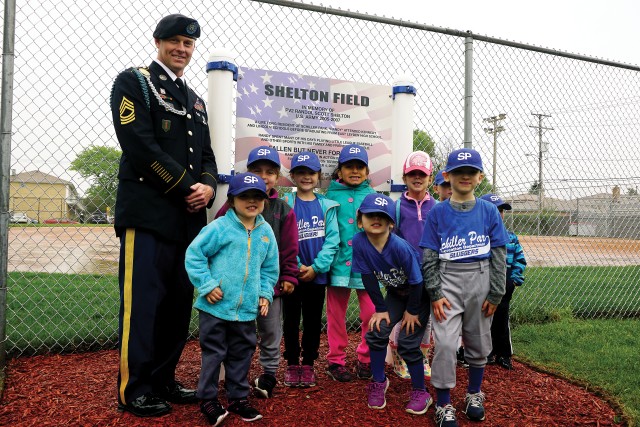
top-left (297, 0), bottom-right (640, 66)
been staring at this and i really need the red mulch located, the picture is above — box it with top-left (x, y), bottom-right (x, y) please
top-left (0, 333), bottom-right (624, 427)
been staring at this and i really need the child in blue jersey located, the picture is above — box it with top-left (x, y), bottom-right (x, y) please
top-left (433, 170), bottom-right (453, 202)
top-left (480, 194), bottom-right (527, 370)
top-left (352, 193), bottom-right (433, 415)
top-left (325, 143), bottom-right (377, 382)
top-left (186, 173), bottom-right (279, 425)
top-left (281, 152), bottom-right (340, 387)
top-left (390, 151), bottom-right (436, 380)
top-left (420, 148), bottom-right (508, 427)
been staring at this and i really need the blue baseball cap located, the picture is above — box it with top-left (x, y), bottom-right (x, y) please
top-left (247, 146), bottom-right (281, 167)
top-left (290, 151), bottom-right (321, 172)
top-left (434, 170), bottom-right (447, 186)
top-left (358, 193), bottom-right (396, 223)
top-left (338, 144), bottom-right (368, 165)
top-left (444, 148), bottom-right (483, 173)
top-left (480, 193), bottom-right (512, 210)
top-left (227, 172), bottom-right (268, 197)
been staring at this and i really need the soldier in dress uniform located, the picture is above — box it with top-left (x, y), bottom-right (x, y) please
top-left (110, 14), bottom-right (218, 417)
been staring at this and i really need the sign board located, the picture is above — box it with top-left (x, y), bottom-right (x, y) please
top-left (235, 67), bottom-right (392, 190)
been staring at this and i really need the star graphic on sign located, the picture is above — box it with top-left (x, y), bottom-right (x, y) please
top-left (288, 76), bottom-right (296, 84)
top-left (278, 106), bottom-right (288, 118)
top-left (238, 68), bottom-right (245, 79)
top-left (249, 106), bottom-right (256, 116)
top-left (308, 81), bottom-right (316, 89)
top-left (294, 117), bottom-right (304, 125)
top-left (262, 97), bottom-right (274, 108)
top-left (242, 87), bottom-right (250, 96)
top-left (293, 98), bottom-right (301, 104)
top-left (255, 105), bottom-right (262, 115)
top-left (261, 71), bottom-right (273, 84)
top-left (249, 83), bottom-right (259, 94)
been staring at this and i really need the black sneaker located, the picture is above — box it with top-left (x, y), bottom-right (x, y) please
top-left (355, 361), bottom-right (373, 380)
top-left (456, 346), bottom-right (469, 368)
top-left (464, 391), bottom-right (486, 421)
top-left (228, 399), bottom-right (262, 422)
top-left (253, 373), bottom-right (276, 398)
top-left (496, 356), bottom-right (513, 370)
top-left (326, 363), bottom-right (353, 382)
top-left (200, 399), bottom-right (228, 426)
top-left (435, 404), bottom-right (458, 427)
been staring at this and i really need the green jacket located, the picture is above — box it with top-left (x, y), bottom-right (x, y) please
top-left (325, 179), bottom-right (376, 289)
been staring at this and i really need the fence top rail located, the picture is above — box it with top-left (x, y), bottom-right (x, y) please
top-left (252, 0), bottom-right (640, 72)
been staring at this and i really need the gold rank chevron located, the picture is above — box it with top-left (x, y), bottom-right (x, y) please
top-left (119, 96), bottom-right (135, 125)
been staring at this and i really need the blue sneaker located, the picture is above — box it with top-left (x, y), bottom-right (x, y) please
top-left (464, 391), bottom-right (486, 421)
top-left (435, 404), bottom-right (458, 427)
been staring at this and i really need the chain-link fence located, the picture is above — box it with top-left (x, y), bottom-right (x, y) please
top-left (2, 0), bottom-right (639, 358)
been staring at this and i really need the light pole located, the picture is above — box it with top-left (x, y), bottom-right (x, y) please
top-left (483, 113), bottom-right (506, 193)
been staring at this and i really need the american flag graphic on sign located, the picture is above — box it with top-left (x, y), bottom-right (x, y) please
top-left (235, 67), bottom-right (392, 189)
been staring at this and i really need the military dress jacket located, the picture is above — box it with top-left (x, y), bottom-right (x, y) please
top-left (111, 61), bottom-right (218, 243)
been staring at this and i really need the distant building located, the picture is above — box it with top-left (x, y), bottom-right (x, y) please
top-left (9, 170), bottom-right (81, 222)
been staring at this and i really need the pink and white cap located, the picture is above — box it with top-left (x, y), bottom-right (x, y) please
top-left (403, 151), bottom-right (433, 175)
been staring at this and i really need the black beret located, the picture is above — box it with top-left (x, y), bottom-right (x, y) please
top-left (153, 14), bottom-right (200, 39)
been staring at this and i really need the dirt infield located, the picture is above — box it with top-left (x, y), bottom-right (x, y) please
top-left (8, 228), bottom-right (640, 275)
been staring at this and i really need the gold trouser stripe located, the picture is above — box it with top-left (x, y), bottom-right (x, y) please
top-left (119, 228), bottom-right (135, 404)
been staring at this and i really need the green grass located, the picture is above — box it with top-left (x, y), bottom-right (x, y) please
top-left (511, 266), bottom-right (640, 324)
top-left (513, 317), bottom-right (640, 426)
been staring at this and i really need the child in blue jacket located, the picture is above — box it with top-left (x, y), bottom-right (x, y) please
top-left (480, 194), bottom-right (527, 370)
top-left (186, 173), bottom-right (279, 425)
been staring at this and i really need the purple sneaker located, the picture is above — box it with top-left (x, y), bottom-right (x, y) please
top-left (366, 378), bottom-right (389, 409)
top-left (284, 365), bottom-right (301, 387)
top-left (406, 389), bottom-right (433, 415)
top-left (299, 365), bottom-right (316, 387)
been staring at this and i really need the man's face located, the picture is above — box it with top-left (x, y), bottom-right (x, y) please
top-left (155, 35), bottom-right (195, 76)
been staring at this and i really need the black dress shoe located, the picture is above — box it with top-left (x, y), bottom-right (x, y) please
top-left (158, 381), bottom-right (198, 404)
top-left (118, 393), bottom-right (171, 417)
top-left (496, 356), bottom-right (513, 370)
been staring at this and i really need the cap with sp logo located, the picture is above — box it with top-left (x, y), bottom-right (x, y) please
top-left (291, 151), bottom-right (321, 172)
top-left (227, 172), bottom-right (268, 197)
top-left (247, 146), bottom-right (281, 167)
top-left (358, 193), bottom-right (396, 223)
top-left (338, 144), bottom-right (368, 165)
top-left (480, 193), bottom-right (512, 210)
top-left (444, 148), bottom-right (483, 173)
top-left (153, 14), bottom-right (201, 39)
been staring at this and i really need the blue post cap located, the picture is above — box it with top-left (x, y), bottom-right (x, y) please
top-left (227, 172), bottom-right (268, 197)
top-left (338, 144), bottom-right (368, 165)
top-left (291, 151), bottom-right (321, 172)
top-left (358, 193), bottom-right (396, 224)
top-left (480, 193), bottom-right (512, 210)
top-left (247, 146), bottom-right (281, 167)
top-left (444, 148), bottom-right (484, 172)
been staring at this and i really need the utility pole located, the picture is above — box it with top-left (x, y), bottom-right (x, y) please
top-left (528, 113), bottom-right (553, 214)
top-left (483, 113), bottom-right (506, 193)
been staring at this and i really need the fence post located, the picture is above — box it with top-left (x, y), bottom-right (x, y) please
top-left (0, 0), bottom-right (17, 370)
top-left (463, 33), bottom-right (473, 149)
top-left (390, 76), bottom-right (416, 200)
top-left (206, 49), bottom-right (238, 220)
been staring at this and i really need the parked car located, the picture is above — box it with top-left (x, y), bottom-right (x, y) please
top-left (43, 218), bottom-right (79, 224)
top-left (9, 212), bottom-right (38, 224)
top-left (86, 212), bottom-right (109, 224)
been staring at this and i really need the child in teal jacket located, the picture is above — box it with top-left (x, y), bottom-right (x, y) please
top-left (186, 173), bottom-right (279, 424)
